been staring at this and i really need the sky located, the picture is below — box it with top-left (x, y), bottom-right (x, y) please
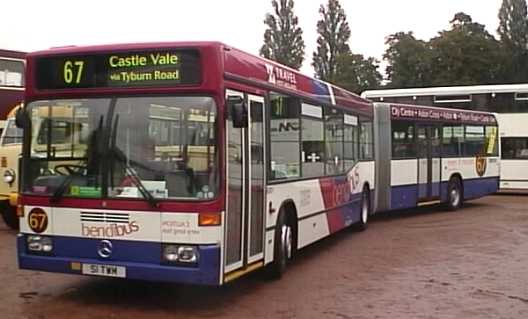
top-left (1, 0), bottom-right (503, 76)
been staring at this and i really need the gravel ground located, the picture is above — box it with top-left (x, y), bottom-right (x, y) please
top-left (1, 195), bottom-right (527, 319)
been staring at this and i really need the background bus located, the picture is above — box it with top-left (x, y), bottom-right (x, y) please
top-left (0, 105), bottom-right (23, 229)
top-left (362, 84), bottom-right (528, 191)
top-left (0, 49), bottom-right (25, 131)
top-left (0, 50), bottom-right (25, 229)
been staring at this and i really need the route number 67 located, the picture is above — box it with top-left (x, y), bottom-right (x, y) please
top-left (28, 209), bottom-right (49, 233)
top-left (63, 60), bottom-right (84, 84)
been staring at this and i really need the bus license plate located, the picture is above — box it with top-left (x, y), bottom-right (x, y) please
top-left (81, 263), bottom-right (126, 278)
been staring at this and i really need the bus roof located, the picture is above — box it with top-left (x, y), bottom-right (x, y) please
top-left (362, 83), bottom-right (528, 98)
top-left (26, 42), bottom-right (372, 115)
top-left (0, 49), bottom-right (25, 60)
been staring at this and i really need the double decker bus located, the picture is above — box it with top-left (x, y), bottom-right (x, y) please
top-left (0, 50), bottom-right (25, 128)
top-left (16, 43), bottom-right (498, 285)
top-left (0, 49), bottom-right (25, 228)
top-left (362, 84), bottom-right (528, 191)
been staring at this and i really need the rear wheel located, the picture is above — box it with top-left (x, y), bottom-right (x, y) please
top-left (355, 187), bottom-right (370, 231)
top-left (447, 177), bottom-right (463, 211)
top-left (0, 201), bottom-right (19, 230)
top-left (268, 210), bottom-right (293, 279)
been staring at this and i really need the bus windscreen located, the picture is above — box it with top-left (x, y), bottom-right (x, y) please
top-left (35, 49), bottom-right (201, 89)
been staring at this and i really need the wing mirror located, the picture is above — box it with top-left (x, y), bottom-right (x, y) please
top-left (227, 96), bottom-right (248, 128)
top-left (15, 105), bottom-right (30, 129)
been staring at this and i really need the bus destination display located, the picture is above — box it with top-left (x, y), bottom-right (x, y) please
top-left (36, 50), bottom-right (201, 89)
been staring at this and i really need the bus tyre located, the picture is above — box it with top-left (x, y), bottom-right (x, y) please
top-left (0, 202), bottom-right (19, 230)
top-left (355, 187), bottom-right (370, 232)
top-left (268, 210), bottom-right (293, 279)
top-left (447, 177), bottom-right (463, 211)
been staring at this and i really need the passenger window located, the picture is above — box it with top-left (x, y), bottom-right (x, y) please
top-left (269, 93), bottom-right (300, 180)
top-left (325, 108), bottom-right (344, 175)
top-left (442, 125), bottom-right (464, 157)
top-left (360, 121), bottom-right (374, 160)
top-left (464, 125), bottom-right (485, 157)
top-left (343, 113), bottom-right (358, 170)
top-left (301, 104), bottom-right (324, 178)
top-left (392, 121), bottom-right (416, 158)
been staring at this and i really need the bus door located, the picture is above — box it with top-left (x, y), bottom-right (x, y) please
top-left (224, 91), bottom-right (266, 275)
top-left (417, 125), bottom-right (442, 202)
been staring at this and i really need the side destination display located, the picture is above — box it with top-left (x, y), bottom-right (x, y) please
top-left (391, 104), bottom-right (497, 124)
top-left (36, 49), bottom-right (201, 89)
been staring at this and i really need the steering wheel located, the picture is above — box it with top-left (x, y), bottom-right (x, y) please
top-left (54, 164), bottom-right (87, 176)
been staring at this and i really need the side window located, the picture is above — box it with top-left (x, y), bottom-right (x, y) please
top-left (359, 121), bottom-right (374, 160)
top-left (0, 59), bottom-right (24, 87)
top-left (392, 121), bottom-right (416, 159)
top-left (301, 103), bottom-right (324, 178)
top-left (269, 92), bottom-right (300, 180)
top-left (464, 125), bottom-right (485, 157)
top-left (343, 113), bottom-right (358, 170)
top-left (325, 108), bottom-right (344, 175)
top-left (501, 137), bottom-right (528, 159)
top-left (442, 125), bottom-right (464, 157)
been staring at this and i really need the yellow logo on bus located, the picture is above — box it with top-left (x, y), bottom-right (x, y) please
top-left (475, 156), bottom-right (487, 177)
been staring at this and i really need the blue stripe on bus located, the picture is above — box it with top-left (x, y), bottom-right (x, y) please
top-left (391, 176), bottom-right (499, 210)
top-left (17, 235), bottom-right (220, 285)
top-left (460, 176), bottom-right (500, 200)
top-left (391, 184), bottom-right (419, 210)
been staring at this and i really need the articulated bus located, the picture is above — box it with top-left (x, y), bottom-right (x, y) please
top-left (362, 84), bottom-right (528, 191)
top-left (16, 42), bottom-right (498, 285)
top-left (0, 49), bottom-right (25, 228)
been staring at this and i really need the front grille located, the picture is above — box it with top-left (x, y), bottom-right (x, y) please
top-left (80, 212), bottom-right (130, 224)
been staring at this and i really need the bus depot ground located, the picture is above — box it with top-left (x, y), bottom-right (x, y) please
top-left (1, 195), bottom-right (526, 319)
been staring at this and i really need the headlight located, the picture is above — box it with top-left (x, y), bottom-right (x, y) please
top-left (162, 244), bottom-right (199, 265)
top-left (27, 235), bottom-right (53, 254)
top-left (3, 169), bottom-right (15, 184)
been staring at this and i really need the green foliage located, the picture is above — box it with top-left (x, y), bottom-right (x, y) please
top-left (429, 12), bottom-right (504, 86)
top-left (383, 13), bottom-right (505, 88)
top-left (312, 0), bottom-right (351, 81)
top-left (498, 0), bottom-right (528, 82)
top-left (333, 53), bottom-right (382, 93)
top-left (383, 32), bottom-right (433, 88)
top-left (260, 0), bottom-right (305, 70)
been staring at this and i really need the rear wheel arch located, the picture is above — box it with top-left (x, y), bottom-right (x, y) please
top-left (278, 200), bottom-right (298, 253)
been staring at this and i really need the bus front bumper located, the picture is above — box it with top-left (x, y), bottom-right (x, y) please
top-left (17, 234), bottom-right (221, 285)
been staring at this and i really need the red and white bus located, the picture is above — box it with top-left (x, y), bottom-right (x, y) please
top-left (16, 42), bottom-right (498, 285)
top-left (0, 49), bottom-right (25, 228)
top-left (0, 49), bottom-right (25, 127)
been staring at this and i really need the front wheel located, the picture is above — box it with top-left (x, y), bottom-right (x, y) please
top-left (447, 177), bottom-right (463, 211)
top-left (0, 202), bottom-right (19, 230)
top-left (267, 211), bottom-right (293, 279)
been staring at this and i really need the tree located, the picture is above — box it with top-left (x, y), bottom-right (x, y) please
top-left (312, 0), bottom-right (351, 81)
top-left (498, 0), bottom-right (528, 82)
top-left (260, 0), bottom-right (305, 70)
top-left (429, 12), bottom-right (504, 86)
top-left (383, 32), bottom-right (434, 88)
top-left (333, 53), bottom-right (382, 93)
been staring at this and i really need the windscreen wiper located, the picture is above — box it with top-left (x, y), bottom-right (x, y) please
top-left (109, 115), bottom-right (158, 208)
